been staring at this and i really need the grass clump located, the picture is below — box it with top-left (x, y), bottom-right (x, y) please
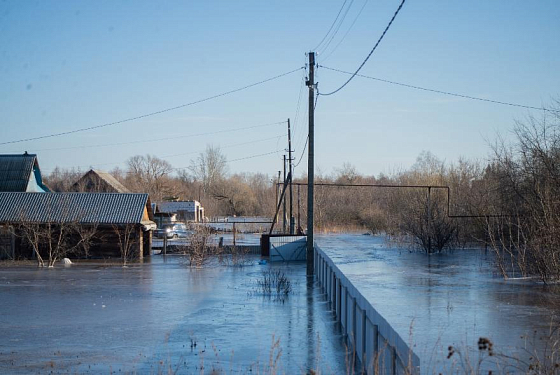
top-left (253, 269), bottom-right (293, 302)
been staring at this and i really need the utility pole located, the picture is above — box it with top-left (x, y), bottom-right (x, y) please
top-left (276, 171), bottom-right (281, 225)
top-left (288, 118), bottom-right (294, 234)
top-left (306, 52), bottom-right (315, 275)
top-left (297, 184), bottom-right (301, 233)
top-left (283, 155), bottom-right (287, 233)
top-left (427, 187), bottom-right (432, 254)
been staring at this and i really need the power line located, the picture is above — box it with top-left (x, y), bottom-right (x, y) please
top-left (42, 136), bottom-right (284, 172)
top-left (0, 67), bottom-right (304, 146)
top-left (161, 135), bottom-right (283, 159)
top-left (320, 65), bottom-right (560, 113)
top-left (318, 0), bottom-right (356, 56)
top-left (294, 135), bottom-right (309, 169)
top-left (173, 150), bottom-right (281, 171)
top-left (318, 0), bottom-right (406, 96)
top-left (313, 0), bottom-right (349, 52)
top-left (33, 121), bottom-right (286, 152)
top-left (321, 0), bottom-right (369, 62)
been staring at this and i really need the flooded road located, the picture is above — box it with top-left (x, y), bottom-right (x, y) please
top-left (0, 256), bottom-right (349, 374)
top-left (316, 233), bottom-right (560, 372)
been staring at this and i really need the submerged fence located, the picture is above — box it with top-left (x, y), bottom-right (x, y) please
top-left (315, 245), bottom-right (420, 374)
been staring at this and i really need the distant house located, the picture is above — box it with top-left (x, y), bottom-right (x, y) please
top-left (71, 169), bottom-right (130, 193)
top-left (0, 192), bottom-right (155, 260)
top-left (154, 200), bottom-right (205, 227)
top-left (0, 153), bottom-right (50, 192)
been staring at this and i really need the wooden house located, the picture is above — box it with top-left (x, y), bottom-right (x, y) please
top-left (0, 153), bottom-right (50, 192)
top-left (0, 192), bottom-right (155, 261)
top-left (71, 169), bottom-right (130, 193)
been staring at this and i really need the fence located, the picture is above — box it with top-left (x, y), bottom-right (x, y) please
top-left (315, 245), bottom-right (420, 374)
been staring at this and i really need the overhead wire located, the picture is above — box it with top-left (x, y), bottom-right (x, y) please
top-left (293, 136), bottom-right (309, 169)
top-left (42, 135), bottom-right (284, 172)
top-left (290, 69), bottom-right (307, 166)
top-left (318, 0), bottom-right (406, 96)
top-left (320, 0), bottom-right (369, 63)
top-left (313, 0), bottom-right (349, 52)
top-left (317, 0), bottom-right (355, 57)
top-left (32, 121), bottom-right (286, 152)
top-left (173, 150), bottom-right (282, 171)
top-left (0, 67), bottom-right (304, 146)
top-left (319, 65), bottom-right (560, 113)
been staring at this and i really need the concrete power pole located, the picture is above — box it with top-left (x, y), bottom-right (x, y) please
top-left (306, 52), bottom-right (315, 275)
top-left (276, 171), bottom-right (281, 225)
top-left (288, 118), bottom-right (294, 234)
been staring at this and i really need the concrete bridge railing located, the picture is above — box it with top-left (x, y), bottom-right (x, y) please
top-left (315, 245), bottom-right (420, 374)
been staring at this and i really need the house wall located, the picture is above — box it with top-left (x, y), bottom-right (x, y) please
top-left (26, 172), bottom-right (47, 192)
top-left (10, 224), bottom-right (150, 261)
top-left (0, 226), bottom-right (15, 260)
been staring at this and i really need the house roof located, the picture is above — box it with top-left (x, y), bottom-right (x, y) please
top-left (0, 153), bottom-right (41, 192)
top-left (72, 169), bottom-right (130, 193)
top-left (156, 201), bottom-right (199, 214)
top-left (0, 192), bottom-right (152, 225)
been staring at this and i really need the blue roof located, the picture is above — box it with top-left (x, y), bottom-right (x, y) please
top-left (0, 153), bottom-right (49, 192)
top-left (0, 192), bottom-right (151, 224)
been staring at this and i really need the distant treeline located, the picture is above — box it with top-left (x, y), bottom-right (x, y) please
top-left (45, 100), bottom-right (560, 281)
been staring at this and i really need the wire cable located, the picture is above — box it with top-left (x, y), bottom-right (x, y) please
top-left (320, 65), bottom-right (560, 113)
top-left (321, 0), bottom-right (369, 62)
top-left (33, 121), bottom-right (286, 152)
top-left (161, 135), bottom-right (283, 159)
top-left (0, 67), bottom-right (304, 146)
top-left (294, 135), bottom-right (309, 169)
top-left (173, 150), bottom-right (282, 171)
top-left (42, 136), bottom-right (284, 172)
top-left (318, 0), bottom-right (355, 56)
top-left (318, 0), bottom-right (406, 96)
top-left (313, 0), bottom-right (349, 52)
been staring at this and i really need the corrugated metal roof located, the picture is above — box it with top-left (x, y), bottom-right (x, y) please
top-left (0, 154), bottom-right (36, 192)
top-left (0, 192), bottom-right (149, 224)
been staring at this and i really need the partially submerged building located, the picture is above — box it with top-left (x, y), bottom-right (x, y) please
top-left (153, 200), bottom-right (204, 227)
top-left (0, 192), bottom-right (155, 260)
top-left (0, 153), bottom-right (50, 192)
top-left (71, 169), bottom-right (130, 193)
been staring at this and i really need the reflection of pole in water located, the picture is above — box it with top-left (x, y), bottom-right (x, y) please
top-left (306, 275), bottom-right (316, 371)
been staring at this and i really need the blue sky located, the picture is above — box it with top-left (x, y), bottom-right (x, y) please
top-left (1, 1), bottom-right (559, 178)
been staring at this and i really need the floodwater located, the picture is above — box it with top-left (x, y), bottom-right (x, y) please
top-left (3, 233), bottom-right (559, 374)
top-left (316, 233), bottom-right (560, 373)
top-left (0, 256), bottom-right (350, 374)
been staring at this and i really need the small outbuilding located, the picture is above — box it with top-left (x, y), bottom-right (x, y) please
top-left (154, 200), bottom-right (205, 226)
top-left (0, 192), bottom-right (155, 261)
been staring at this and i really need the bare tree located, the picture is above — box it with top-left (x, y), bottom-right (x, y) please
top-left (485, 102), bottom-right (560, 281)
top-left (15, 219), bottom-right (87, 267)
top-left (184, 225), bottom-right (214, 267)
top-left (113, 224), bottom-right (137, 266)
top-left (43, 167), bottom-right (84, 192)
top-left (189, 145), bottom-right (228, 192)
top-left (126, 154), bottom-right (173, 200)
